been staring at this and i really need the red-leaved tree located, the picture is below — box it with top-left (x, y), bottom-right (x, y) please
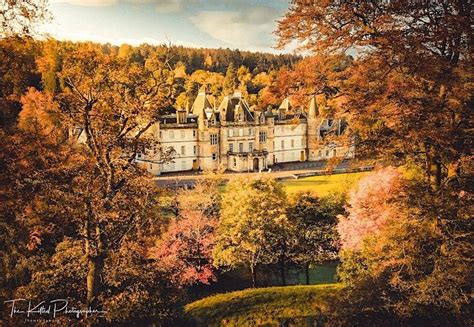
top-left (153, 210), bottom-right (217, 286)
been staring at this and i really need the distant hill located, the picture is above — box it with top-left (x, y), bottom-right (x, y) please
top-left (115, 43), bottom-right (302, 74)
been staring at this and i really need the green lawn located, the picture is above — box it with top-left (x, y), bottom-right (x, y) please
top-left (185, 284), bottom-right (342, 326)
top-left (282, 171), bottom-right (369, 196)
top-left (294, 264), bottom-right (337, 285)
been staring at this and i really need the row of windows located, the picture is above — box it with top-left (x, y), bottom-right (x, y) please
top-left (275, 125), bottom-right (303, 132)
top-left (143, 139), bottom-right (305, 159)
top-left (160, 130), bottom-right (197, 139)
top-left (273, 138), bottom-right (305, 150)
top-left (228, 128), bottom-right (256, 137)
top-left (276, 152), bottom-right (297, 161)
top-left (164, 160), bottom-right (188, 170)
top-left (228, 142), bottom-right (254, 153)
top-left (161, 127), bottom-right (305, 142)
top-left (167, 145), bottom-right (198, 156)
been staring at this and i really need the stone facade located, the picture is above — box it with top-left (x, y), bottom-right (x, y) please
top-left (137, 89), bottom-right (354, 174)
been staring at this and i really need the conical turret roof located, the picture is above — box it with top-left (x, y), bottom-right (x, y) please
top-left (308, 96), bottom-right (319, 118)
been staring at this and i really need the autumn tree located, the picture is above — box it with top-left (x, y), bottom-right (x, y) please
top-left (36, 39), bottom-right (63, 94)
top-left (1, 47), bottom-right (184, 324)
top-left (337, 167), bottom-right (402, 251)
top-left (153, 178), bottom-right (221, 286)
top-left (0, 38), bottom-right (41, 127)
top-left (176, 176), bottom-right (222, 217)
top-left (153, 210), bottom-right (217, 286)
top-left (287, 192), bottom-right (342, 285)
top-left (237, 65), bottom-right (252, 98)
top-left (101, 237), bottom-right (182, 325)
top-left (222, 63), bottom-right (238, 95)
top-left (268, 54), bottom-right (350, 109)
top-left (334, 166), bottom-right (472, 324)
top-left (0, 87), bottom-right (92, 324)
top-left (0, 0), bottom-right (49, 38)
top-left (56, 47), bottom-right (176, 306)
top-left (213, 177), bottom-right (288, 287)
top-left (278, 3), bottom-right (472, 322)
top-left (277, 0), bottom-right (472, 190)
top-left (18, 87), bottom-right (62, 137)
top-left (187, 69), bottom-right (224, 101)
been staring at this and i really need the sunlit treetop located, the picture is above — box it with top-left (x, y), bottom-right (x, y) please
top-left (1, 0), bottom-right (50, 38)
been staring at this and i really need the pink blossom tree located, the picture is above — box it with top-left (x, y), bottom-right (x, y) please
top-left (152, 210), bottom-right (217, 286)
top-left (337, 167), bottom-right (402, 251)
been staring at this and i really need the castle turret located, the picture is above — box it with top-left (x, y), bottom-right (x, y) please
top-left (307, 96), bottom-right (321, 160)
top-left (191, 85), bottom-right (213, 128)
top-left (308, 96), bottom-right (319, 118)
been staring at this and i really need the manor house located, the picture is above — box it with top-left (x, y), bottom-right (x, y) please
top-left (136, 89), bottom-right (354, 174)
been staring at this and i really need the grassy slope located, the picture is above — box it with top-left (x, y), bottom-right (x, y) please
top-left (185, 284), bottom-right (342, 326)
top-left (282, 171), bottom-right (369, 196)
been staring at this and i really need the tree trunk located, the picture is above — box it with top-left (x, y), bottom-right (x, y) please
top-left (86, 256), bottom-right (103, 305)
top-left (305, 263), bottom-right (310, 285)
top-left (280, 258), bottom-right (286, 286)
top-left (250, 264), bottom-right (258, 288)
top-left (86, 223), bottom-right (105, 306)
top-left (425, 150), bottom-right (443, 191)
top-left (429, 156), bottom-right (442, 191)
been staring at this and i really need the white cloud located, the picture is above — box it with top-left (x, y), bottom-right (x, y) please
top-left (41, 22), bottom-right (201, 48)
top-left (190, 6), bottom-right (282, 51)
top-left (154, 0), bottom-right (184, 13)
top-left (52, 0), bottom-right (191, 10)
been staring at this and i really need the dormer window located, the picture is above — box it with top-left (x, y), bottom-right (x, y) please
top-left (279, 109), bottom-right (285, 120)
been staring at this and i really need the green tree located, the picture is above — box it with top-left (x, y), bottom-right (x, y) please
top-left (213, 177), bottom-right (288, 287)
top-left (287, 192), bottom-right (342, 285)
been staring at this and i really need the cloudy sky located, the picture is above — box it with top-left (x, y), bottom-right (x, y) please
top-left (43, 0), bottom-right (293, 53)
